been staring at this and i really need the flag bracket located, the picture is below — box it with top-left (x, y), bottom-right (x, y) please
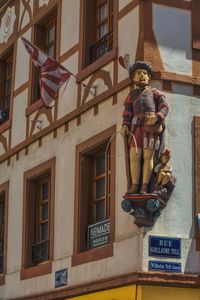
top-left (89, 85), bottom-right (97, 97)
top-left (30, 119), bottom-right (43, 130)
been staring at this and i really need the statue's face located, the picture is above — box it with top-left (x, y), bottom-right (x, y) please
top-left (133, 69), bottom-right (150, 87)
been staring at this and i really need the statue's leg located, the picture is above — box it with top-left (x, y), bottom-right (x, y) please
top-left (142, 148), bottom-right (155, 193)
top-left (157, 171), bottom-right (165, 185)
top-left (130, 147), bottom-right (142, 193)
top-left (161, 172), bottom-right (171, 186)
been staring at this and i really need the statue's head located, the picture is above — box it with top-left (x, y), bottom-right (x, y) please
top-left (129, 61), bottom-right (152, 87)
top-left (161, 149), bottom-right (171, 164)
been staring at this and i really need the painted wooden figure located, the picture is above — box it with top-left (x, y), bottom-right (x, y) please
top-left (119, 56), bottom-right (176, 227)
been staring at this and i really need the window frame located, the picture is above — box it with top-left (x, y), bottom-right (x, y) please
top-left (0, 181), bottom-right (9, 286)
top-left (77, 0), bottom-right (118, 82)
top-left (21, 158), bottom-right (55, 280)
top-left (72, 125), bottom-right (116, 266)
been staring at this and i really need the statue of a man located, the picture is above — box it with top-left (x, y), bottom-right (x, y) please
top-left (120, 61), bottom-right (169, 194)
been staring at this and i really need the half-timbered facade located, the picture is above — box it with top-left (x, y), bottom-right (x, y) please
top-left (0, 0), bottom-right (200, 299)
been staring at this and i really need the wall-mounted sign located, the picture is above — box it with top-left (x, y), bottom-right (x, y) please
top-left (149, 236), bottom-right (181, 258)
top-left (149, 260), bottom-right (181, 273)
top-left (55, 268), bottom-right (68, 288)
top-left (87, 219), bottom-right (110, 249)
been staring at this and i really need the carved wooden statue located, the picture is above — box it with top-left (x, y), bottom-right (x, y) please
top-left (119, 56), bottom-right (176, 227)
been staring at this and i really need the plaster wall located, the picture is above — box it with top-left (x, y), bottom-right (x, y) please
top-left (60, 0), bottom-right (80, 56)
top-left (11, 90), bottom-right (28, 147)
top-left (0, 95), bottom-right (141, 299)
top-left (142, 83), bottom-right (200, 272)
top-left (14, 30), bottom-right (31, 90)
top-left (19, 0), bottom-right (33, 30)
top-left (118, 6), bottom-right (139, 83)
top-left (57, 53), bottom-right (78, 119)
top-left (0, 130), bottom-right (9, 156)
top-left (119, 0), bottom-right (133, 11)
top-left (153, 4), bottom-right (192, 75)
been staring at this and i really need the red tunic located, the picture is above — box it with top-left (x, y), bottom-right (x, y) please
top-left (122, 87), bottom-right (168, 148)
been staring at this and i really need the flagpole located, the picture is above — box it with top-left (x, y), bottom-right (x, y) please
top-left (61, 66), bottom-right (96, 96)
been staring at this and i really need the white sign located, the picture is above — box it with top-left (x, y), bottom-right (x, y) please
top-left (0, 6), bottom-right (16, 43)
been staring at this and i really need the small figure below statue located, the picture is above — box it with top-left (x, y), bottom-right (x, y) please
top-left (119, 56), bottom-right (176, 227)
top-left (154, 149), bottom-right (172, 190)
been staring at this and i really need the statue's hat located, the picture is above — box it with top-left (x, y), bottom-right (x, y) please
top-left (129, 61), bottom-right (152, 80)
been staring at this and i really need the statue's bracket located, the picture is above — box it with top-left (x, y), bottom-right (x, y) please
top-left (121, 193), bottom-right (168, 227)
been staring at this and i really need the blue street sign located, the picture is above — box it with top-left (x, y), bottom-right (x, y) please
top-left (149, 260), bottom-right (181, 273)
top-left (149, 236), bottom-right (181, 258)
top-left (55, 268), bottom-right (68, 288)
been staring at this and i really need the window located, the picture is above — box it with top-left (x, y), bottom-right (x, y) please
top-left (73, 126), bottom-right (115, 265)
top-left (0, 192), bottom-right (5, 274)
top-left (0, 182), bottom-right (8, 285)
top-left (90, 148), bottom-right (111, 224)
top-left (22, 159), bottom-right (55, 279)
top-left (0, 47), bottom-right (13, 124)
top-left (194, 116), bottom-right (200, 250)
top-left (32, 10), bottom-right (57, 103)
top-left (83, 0), bottom-right (114, 67)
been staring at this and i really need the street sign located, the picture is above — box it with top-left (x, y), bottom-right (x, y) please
top-left (149, 260), bottom-right (181, 273)
top-left (55, 268), bottom-right (68, 288)
top-left (87, 219), bottom-right (111, 249)
top-left (149, 236), bottom-right (181, 258)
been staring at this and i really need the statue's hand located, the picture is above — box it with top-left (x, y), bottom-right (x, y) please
top-left (120, 126), bottom-right (129, 138)
top-left (145, 115), bottom-right (158, 125)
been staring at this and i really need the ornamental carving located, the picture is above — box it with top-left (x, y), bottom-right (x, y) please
top-left (0, 6), bottom-right (16, 43)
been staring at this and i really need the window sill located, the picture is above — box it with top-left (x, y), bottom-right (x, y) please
top-left (77, 47), bottom-right (118, 82)
top-left (26, 99), bottom-right (44, 116)
top-left (0, 274), bottom-right (5, 285)
top-left (20, 261), bottom-right (52, 280)
top-left (0, 119), bottom-right (11, 135)
top-left (72, 243), bottom-right (113, 267)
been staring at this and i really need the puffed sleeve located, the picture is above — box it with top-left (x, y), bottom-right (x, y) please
top-left (122, 94), bottom-right (134, 128)
top-left (153, 89), bottom-right (169, 121)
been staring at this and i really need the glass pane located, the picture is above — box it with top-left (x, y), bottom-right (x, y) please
top-left (96, 177), bottom-right (105, 198)
top-left (40, 222), bottom-right (48, 241)
top-left (95, 200), bottom-right (105, 221)
top-left (5, 95), bottom-right (10, 108)
top-left (99, 23), bottom-right (108, 38)
top-left (42, 182), bottom-right (49, 200)
top-left (47, 45), bottom-right (55, 58)
top-left (6, 79), bottom-right (11, 95)
top-left (41, 202), bottom-right (49, 221)
top-left (0, 240), bottom-right (3, 255)
top-left (48, 26), bottom-right (55, 43)
top-left (99, 3), bottom-right (108, 22)
top-left (96, 154), bottom-right (105, 176)
top-left (0, 201), bottom-right (4, 236)
top-left (6, 62), bottom-right (12, 77)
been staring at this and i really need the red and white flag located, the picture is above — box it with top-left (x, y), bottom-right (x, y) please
top-left (21, 36), bottom-right (71, 107)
